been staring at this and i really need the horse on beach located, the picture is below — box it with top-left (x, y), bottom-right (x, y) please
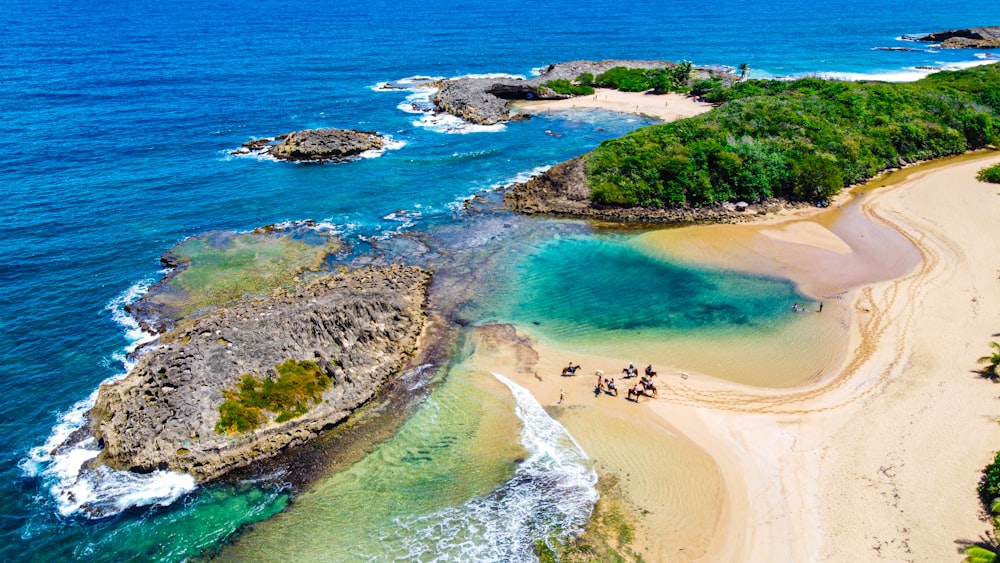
top-left (562, 362), bottom-right (581, 376)
top-left (626, 385), bottom-right (642, 402)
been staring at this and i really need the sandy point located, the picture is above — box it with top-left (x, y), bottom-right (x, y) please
top-left (513, 87), bottom-right (713, 122)
top-left (473, 150), bottom-right (1000, 561)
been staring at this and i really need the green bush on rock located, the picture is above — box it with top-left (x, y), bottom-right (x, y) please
top-left (215, 359), bottom-right (334, 434)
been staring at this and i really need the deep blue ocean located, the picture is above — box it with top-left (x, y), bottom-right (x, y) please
top-left (2, 0), bottom-right (997, 560)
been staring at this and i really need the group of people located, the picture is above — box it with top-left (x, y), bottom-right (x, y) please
top-left (558, 361), bottom-right (663, 403)
top-left (792, 302), bottom-right (823, 313)
top-left (594, 363), bottom-right (659, 400)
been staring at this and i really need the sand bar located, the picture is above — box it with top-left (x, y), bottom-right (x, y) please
top-left (475, 150), bottom-right (1000, 560)
top-left (514, 87), bottom-right (714, 122)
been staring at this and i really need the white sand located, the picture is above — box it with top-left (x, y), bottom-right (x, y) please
top-left (477, 151), bottom-right (1000, 560)
top-left (514, 87), bottom-right (713, 122)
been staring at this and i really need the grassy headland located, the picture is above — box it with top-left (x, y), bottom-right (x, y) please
top-left (583, 63), bottom-right (1000, 208)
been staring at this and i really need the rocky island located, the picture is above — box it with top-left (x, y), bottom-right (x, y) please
top-left (232, 128), bottom-right (385, 162)
top-left (89, 264), bottom-right (430, 482)
top-left (903, 26), bottom-right (1000, 49)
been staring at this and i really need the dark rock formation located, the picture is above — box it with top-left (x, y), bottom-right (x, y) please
top-left (232, 128), bottom-right (385, 162)
top-left (904, 26), bottom-right (1000, 49)
top-left (431, 60), bottom-right (737, 125)
top-left (90, 265), bottom-right (431, 482)
top-left (503, 157), bottom-right (795, 225)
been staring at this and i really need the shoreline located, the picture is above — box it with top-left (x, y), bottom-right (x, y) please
top-left (488, 150), bottom-right (1000, 560)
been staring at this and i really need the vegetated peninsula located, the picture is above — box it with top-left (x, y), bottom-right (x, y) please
top-left (504, 63), bottom-right (1000, 223)
top-left (904, 26), bottom-right (1000, 49)
top-left (87, 226), bottom-right (431, 483)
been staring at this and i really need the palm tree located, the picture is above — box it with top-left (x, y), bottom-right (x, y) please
top-left (979, 341), bottom-right (1000, 380)
top-left (966, 544), bottom-right (998, 563)
top-left (738, 63), bottom-right (750, 81)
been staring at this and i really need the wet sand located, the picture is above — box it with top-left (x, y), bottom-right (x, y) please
top-left (473, 150), bottom-right (1000, 560)
top-left (514, 88), bottom-right (713, 122)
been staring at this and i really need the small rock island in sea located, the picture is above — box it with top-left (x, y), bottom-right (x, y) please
top-left (87, 227), bottom-right (431, 483)
top-left (232, 127), bottom-right (385, 162)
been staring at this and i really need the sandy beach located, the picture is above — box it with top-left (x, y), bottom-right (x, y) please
top-left (467, 150), bottom-right (1000, 560)
top-left (514, 87), bottom-right (714, 122)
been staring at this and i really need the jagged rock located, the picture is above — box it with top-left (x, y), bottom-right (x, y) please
top-left (233, 128), bottom-right (385, 162)
top-left (89, 265), bottom-right (431, 482)
top-left (503, 156), bottom-right (801, 225)
top-left (904, 26), bottom-right (1000, 49)
top-left (431, 60), bottom-right (737, 125)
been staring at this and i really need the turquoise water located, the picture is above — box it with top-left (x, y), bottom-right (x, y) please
top-left (215, 371), bottom-right (596, 561)
top-left (488, 234), bottom-right (804, 340)
top-left (3, 0), bottom-right (998, 559)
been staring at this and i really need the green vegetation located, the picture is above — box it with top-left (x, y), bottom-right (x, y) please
top-left (966, 545), bottom-right (999, 563)
top-left (980, 451), bottom-right (1000, 510)
top-left (585, 63), bottom-right (1000, 208)
top-left (543, 78), bottom-right (595, 96)
top-left (594, 63), bottom-right (694, 94)
top-left (965, 341), bottom-right (1000, 561)
top-left (157, 231), bottom-right (337, 318)
top-left (979, 163), bottom-right (1000, 184)
top-left (980, 342), bottom-right (1000, 381)
top-left (215, 359), bottom-right (333, 434)
top-left (969, 451), bottom-right (1000, 562)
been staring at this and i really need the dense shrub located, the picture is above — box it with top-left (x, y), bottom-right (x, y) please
top-left (215, 359), bottom-right (333, 434)
top-left (981, 451), bottom-right (1000, 510)
top-left (543, 78), bottom-right (594, 96)
top-left (584, 63), bottom-right (1000, 208)
top-left (979, 163), bottom-right (1000, 184)
top-left (595, 67), bottom-right (652, 92)
top-left (594, 64), bottom-right (694, 94)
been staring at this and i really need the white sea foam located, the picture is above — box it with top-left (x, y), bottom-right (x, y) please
top-left (377, 373), bottom-right (598, 561)
top-left (442, 164), bottom-right (553, 213)
top-left (359, 134), bottom-right (407, 159)
top-left (20, 282), bottom-right (196, 519)
top-left (372, 75), bottom-right (446, 92)
top-left (804, 58), bottom-right (998, 83)
top-left (413, 112), bottom-right (507, 134)
top-left (491, 164), bottom-right (553, 191)
top-left (396, 88), bottom-right (438, 114)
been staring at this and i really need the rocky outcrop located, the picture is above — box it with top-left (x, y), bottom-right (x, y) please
top-left (503, 156), bottom-right (795, 225)
top-left (904, 26), bottom-right (1000, 49)
top-left (89, 265), bottom-right (430, 482)
top-left (432, 60), bottom-right (737, 125)
top-left (233, 128), bottom-right (385, 162)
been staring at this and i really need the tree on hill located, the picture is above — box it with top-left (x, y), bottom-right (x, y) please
top-left (738, 62), bottom-right (750, 81)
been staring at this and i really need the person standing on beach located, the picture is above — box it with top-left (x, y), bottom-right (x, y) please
top-left (558, 389), bottom-right (565, 404)
top-left (818, 302), bottom-right (823, 313)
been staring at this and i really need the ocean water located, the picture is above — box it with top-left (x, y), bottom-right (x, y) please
top-left (2, 0), bottom-right (998, 559)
